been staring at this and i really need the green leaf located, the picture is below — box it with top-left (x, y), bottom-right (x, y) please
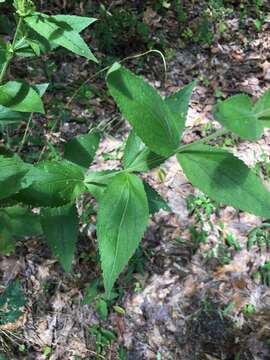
top-left (0, 83), bottom-right (48, 124)
top-left (0, 155), bottom-right (30, 200)
top-left (213, 94), bottom-right (263, 141)
top-left (97, 173), bottom-right (149, 294)
top-left (0, 206), bottom-right (42, 254)
top-left (107, 64), bottom-right (179, 157)
top-left (177, 144), bottom-right (270, 218)
top-left (41, 204), bottom-right (79, 272)
top-left (0, 280), bottom-right (25, 325)
top-left (143, 181), bottom-right (171, 215)
top-left (0, 81), bottom-right (44, 113)
top-left (254, 88), bottom-right (270, 127)
top-left (85, 170), bottom-right (118, 201)
top-left (123, 130), bottom-right (166, 172)
top-left (24, 13), bottom-right (98, 62)
top-left (95, 298), bottom-right (108, 321)
top-left (164, 81), bottom-right (196, 137)
top-left (17, 160), bottom-right (85, 207)
top-left (64, 132), bottom-right (100, 168)
top-left (51, 15), bottom-right (97, 33)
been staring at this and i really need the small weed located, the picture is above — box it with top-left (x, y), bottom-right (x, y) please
top-left (88, 325), bottom-right (117, 355)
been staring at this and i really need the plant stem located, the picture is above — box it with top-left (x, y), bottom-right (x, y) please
top-left (0, 17), bottom-right (23, 83)
top-left (177, 128), bottom-right (229, 153)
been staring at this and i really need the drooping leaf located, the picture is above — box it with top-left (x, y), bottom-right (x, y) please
top-left (0, 83), bottom-right (48, 124)
top-left (0, 206), bottom-right (42, 254)
top-left (41, 203), bottom-right (79, 272)
top-left (0, 80), bottom-right (44, 113)
top-left (97, 173), bottom-right (149, 294)
top-left (123, 130), bottom-right (166, 172)
top-left (254, 88), bottom-right (270, 127)
top-left (164, 81), bottom-right (196, 137)
top-left (213, 94), bottom-right (263, 141)
top-left (64, 132), bottom-right (100, 168)
top-left (25, 13), bottom-right (98, 62)
top-left (177, 143), bottom-right (270, 218)
top-left (107, 64), bottom-right (179, 157)
top-left (17, 160), bottom-right (85, 207)
top-left (0, 155), bottom-right (30, 200)
top-left (143, 181), bottom-right (171, 215)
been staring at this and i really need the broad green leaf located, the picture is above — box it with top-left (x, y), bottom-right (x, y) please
top-left (164, 81), bottom-right (196, 137)
top-left (85, 170), bottom-right (118, 201)
top-left (41, 204), bottom-right (79, 272)
top-left (0, 155), bottom-right (30, 200)
top-left (51, 15), bottom-right (97, 33)
top-left (64, 132), bottom-right (100, 168)
top-left (177, 144), bottom-right (270, 218)
top-left (25, 13), bottom-right (98, 62)
top-left (0, 83), bottom-right (48, 124)
top-left (97, 173), bottom-right (149, 294)
top-left (123, 130), bottom-right (165, 172)
top-left (254, 88), bottom-right (270, 127)
top-left (213, 94), bottom-right (263, 141)
top-left (143, 181), bottom-right (171, 215)
top-left (0, 81), bottom-right (44, 113)
top-left (17, 160), bottom-right (85, 207)
top-left (107, 64), bottom-right (179, 157)
top-left (0, 206), bottom-right (42, 254)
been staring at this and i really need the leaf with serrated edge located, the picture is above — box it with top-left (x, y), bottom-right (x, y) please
top-left (123, 130), bottom-right (165, 171)
top-left (213, 94), bottom-right (263, 141)
top-left (64, 132), bottom-right (100, 168)
top-left (25, 13), bottom-right (98, 62)
top-left (143, 181), bottom-right (171, 214)
top-left (97, 173), bottom-right (149, 295)
top-left (164, 81), bottom-right (196, 137)
top-left (41, 204), bottom-right (79, 272)
top-left (0, 155), bottom-right (30, 200)
top-left (16, 160), bottom-right (85, 207)
top-left (177, 143), bottom-right (270, 217)
top-left (107, 64), bottom-right (179, 157)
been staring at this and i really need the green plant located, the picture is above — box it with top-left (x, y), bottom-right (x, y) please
top-left (2, 0), bottom-right (270, 299)
top-left (0, 280), bottom-right (25, 326)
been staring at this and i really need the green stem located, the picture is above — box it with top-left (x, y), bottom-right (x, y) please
top-left (0, 16), bottom-right (23, 83)
top-left (177, 128), bottom-right (229, 153)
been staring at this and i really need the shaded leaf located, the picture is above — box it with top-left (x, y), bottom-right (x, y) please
top-left (164, 81), bottom-right (196, 137)
top-left (143, 181), bottom-right (171, 214)
top-left (107, 64), bottom-right (179, 157)
top-left (123, 130), bottom-right (165, 171)
top-left (0, 83), bottom-right (48, 124)
top-left (41, 204), bottom-right (79, 272)
top-left (17, 160), bottom-right (85, 207)
top-left (64, 132), bottom-right (100, 168)
top-left (0, 155), bottom-right (30, 200)
top-left (213, 94), bottom-right (263, 141)
top-left (0, 81), bottom-right (44, 113)
top-left (97, 173), bottom-right (148, 294)
top-left (177, 144), bottom-right (270, 217)
top-left (25, 13), bottom-right (98, 62)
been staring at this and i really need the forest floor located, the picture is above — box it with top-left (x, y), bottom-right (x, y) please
top-left (1, 1), bottom-right (270, 359)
